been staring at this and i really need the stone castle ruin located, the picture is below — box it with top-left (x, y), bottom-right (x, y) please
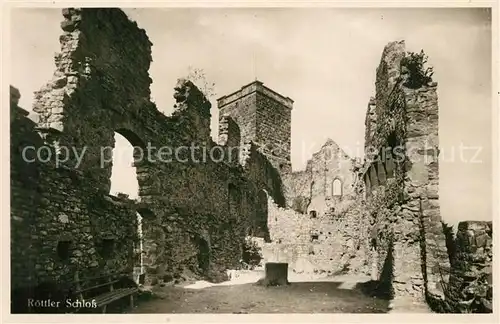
top-left (10, 8), bottom-right (492, 313)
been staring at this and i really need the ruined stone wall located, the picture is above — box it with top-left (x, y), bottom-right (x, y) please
top-left (11, 88), bottom-right (138, 295)
top-left (239, 141), bottom-right (287, 241)
top-left (256, 201), bottom-right (311, 271)
top-left (283, 139), bottom-right (356, 216)
top-left (11, 87), bottom-right (43, 291)
top-left (261, 139), bottom-right (363, 276)
top-left (282, 168), bottom-right (312, 213)
top-left (254, 192), bottom-right (370, 276)
top-left (440, 221), bottom-right (493, 313)
top-left (361, 40), bottom-right (450, 302)
top-left (11, 8), bottom-right (288, 294)
top-left (31, 8), bottom-right (235, 284)
top-left (305, 140), bottom-right (356, 216)
top-left (242, 142), bottom-right (286, 206)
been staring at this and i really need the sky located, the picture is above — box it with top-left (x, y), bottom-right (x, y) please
top-left (9, 7), bottom-right (493, 226)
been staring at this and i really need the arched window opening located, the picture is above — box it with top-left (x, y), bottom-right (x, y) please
top-left (309, 210), bottom-right (317, 218)
top-left (108, 131), bottom-right (144, 279)
top-left (332, 178), bottom-right (342, 197)
top-left (99, 238), bottom-right (115, 259)
top-left (110, 131), bottom-right (140, 199)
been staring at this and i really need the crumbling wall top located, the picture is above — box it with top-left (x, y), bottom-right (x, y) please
top-left (173, 78), bottom-right (211, 118)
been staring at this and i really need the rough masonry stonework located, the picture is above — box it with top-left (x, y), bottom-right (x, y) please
top-left (10, 9), bottom-right (287, 306)
top-left (10, 8), bottom-right (492, 314)
top-left (217, 81), bottom-right (293, 174)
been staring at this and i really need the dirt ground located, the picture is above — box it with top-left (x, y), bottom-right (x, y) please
top-left (130, 272), bottom-right (392, 314)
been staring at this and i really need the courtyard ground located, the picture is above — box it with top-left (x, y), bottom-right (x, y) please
top-left (128, 271), bottom-right (430, 314)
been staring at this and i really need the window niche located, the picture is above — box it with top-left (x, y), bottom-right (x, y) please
top-left (310, 227), bottom-right (320, 243)
top-left (309, 210), bottom-right (317, 218)
top-left (99, 238), bottom-right (115, 259)
top-left (332, 178), bottom-right (342, 197)
top-left (57, 240), bottom-right (72, 261)
top-left (385, 132), bottom-right (399, 179)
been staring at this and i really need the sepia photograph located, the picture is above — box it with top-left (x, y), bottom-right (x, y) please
top-left (4, 1), bottom-right (497, 319)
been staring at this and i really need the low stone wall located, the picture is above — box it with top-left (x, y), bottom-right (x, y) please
top-left (438, 221), bottom-right (493, 313)
top-left (253, 197), bottom-right (371, 277)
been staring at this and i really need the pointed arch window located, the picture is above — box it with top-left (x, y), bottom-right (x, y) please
top-left (332, 178), bottom-right (342, 197)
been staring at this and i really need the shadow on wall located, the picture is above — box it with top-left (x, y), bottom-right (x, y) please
top-left (441, 221), bottom-right (457, 267)
top-left (255, 189), bottom-right (272, 243)
top-left (378, 237), bottom-right (394, 300)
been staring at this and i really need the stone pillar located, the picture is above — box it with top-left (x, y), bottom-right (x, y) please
top-left (367, 41), bottom-right (449, 307)
top-left (403, 83), bottom-right (450, 300)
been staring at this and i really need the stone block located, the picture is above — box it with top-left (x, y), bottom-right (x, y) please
top-left (259, 263), bottom-right (289, 287)
top-left (425, 184), bottom-right (439, 199)
top-left (474, 234), bottom-right (489, 248)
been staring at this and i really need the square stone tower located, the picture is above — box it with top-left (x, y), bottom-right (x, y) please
top-left (217, 81), bottom-right (293, 172)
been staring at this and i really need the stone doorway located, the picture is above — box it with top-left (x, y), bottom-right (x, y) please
top-left (196, 237), bottom-right (210, 275)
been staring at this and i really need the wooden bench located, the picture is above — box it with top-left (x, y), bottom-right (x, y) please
top-left (73, 271), bottom-right (138, 313)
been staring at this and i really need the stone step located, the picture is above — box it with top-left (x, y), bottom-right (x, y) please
top-left (388, 298), bottom-right (432, 313)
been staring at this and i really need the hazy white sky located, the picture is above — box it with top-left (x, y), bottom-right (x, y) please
top-left (10, 8), bottom-right (492, 225)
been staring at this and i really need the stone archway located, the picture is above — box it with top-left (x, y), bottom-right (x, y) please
top-left (109, 129), bottom-right (151, 284)
top-left (195, 237), bottom-right (210, 276)
top-left (332, 178), bottom-right (342, 197)
top-left (109, 128), bottom-right (148, 199)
